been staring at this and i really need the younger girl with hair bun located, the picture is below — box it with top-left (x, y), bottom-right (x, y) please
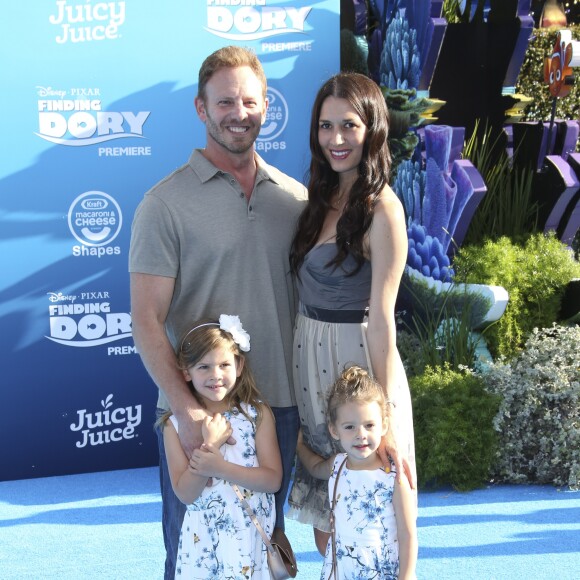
top-left (297, 365), bottom-right (417, 579)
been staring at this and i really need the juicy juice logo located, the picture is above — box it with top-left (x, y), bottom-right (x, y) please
top-left (70, 394), bottom-right (142, 448)
top-left (49, 0), bottom-right (126, 44)
top-left (205, 0), bottom-right (312, 41)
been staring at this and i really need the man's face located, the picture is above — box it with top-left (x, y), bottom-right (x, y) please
top-left (195, 66), bottom-right (267, 155)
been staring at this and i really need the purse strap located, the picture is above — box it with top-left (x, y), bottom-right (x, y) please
top-left (329, 455), bottom-right (348, 580)
top-left (360, 307), bottom-right (374, 379)
top-left (231, 484), bottom-right (275, 551)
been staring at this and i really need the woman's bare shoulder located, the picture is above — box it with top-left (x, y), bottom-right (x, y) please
top-left (373, 186), bottom-right (405, 223)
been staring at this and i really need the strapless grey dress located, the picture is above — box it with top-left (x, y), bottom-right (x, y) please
top-left (287, 243), bottom-right (415, 532)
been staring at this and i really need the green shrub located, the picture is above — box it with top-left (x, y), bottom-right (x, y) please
top-left (410, 365), bottom-right (501, 491)
top-left (453, 233), bottom-right (580, 358)
top-left (397, 328), bottom-right (424, 379)
top-left (481, 325), bottom-right (580, 489)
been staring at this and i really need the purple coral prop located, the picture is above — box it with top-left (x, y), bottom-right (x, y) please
top-left (423, 157), bottom-right (456, 248)
top-left (421, 125), bottom-right (476, 253)
top-left (394, 124), bottom-right (484, 278)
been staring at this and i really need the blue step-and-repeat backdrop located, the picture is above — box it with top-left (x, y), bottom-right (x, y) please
top-left (0, 0), bottom-right (339, 482)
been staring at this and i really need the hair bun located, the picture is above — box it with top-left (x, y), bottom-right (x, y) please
top-left (342, 365), bottom-right (368, 382)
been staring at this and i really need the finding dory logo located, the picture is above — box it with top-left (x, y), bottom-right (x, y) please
top-left (544, 29), bottom-right (580, 99)
top-left (205, 0), bottom-right (312, 41)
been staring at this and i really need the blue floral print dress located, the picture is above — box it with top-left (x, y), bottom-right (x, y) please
top-left (322, 453), bottom-right (399, 580)
top-left (170, 404), bottom-right (274, 579)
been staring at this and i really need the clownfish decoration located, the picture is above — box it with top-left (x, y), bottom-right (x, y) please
top-left (544, 30), bottom-right (580, 99)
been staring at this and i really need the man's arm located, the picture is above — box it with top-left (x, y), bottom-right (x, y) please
top-left (130, 272), bottom-right (206, 456)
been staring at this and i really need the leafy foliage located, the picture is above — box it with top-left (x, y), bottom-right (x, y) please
top-left (481, 325), bottom-right (580, 489)
top-left (461, 120), bottom-right (539, 245)
top-left (410, 365), bottom-right (501, 491)
top-left (453, 233), bottom-right (580, 358)
top-left (442, 0), bottom-right (461, 23)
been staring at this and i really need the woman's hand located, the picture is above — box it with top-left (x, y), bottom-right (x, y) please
top-left (378, 417), bottom-right (416, 489)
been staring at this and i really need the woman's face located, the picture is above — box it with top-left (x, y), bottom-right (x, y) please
top-left (317, 95), bottom-right (367, 182)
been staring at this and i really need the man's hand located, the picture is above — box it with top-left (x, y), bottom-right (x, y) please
top-left (175, 407), bottom-right (208, 458)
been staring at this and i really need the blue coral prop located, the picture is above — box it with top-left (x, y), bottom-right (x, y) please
top-left (393, 158), bottom-right (424, 225)
top-left (407, 222), bottom-right (454, 282)
top-left (380, 11), bottom-right (421, 90)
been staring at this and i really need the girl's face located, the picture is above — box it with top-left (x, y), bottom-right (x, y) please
top-left (318, 95), bottom-right (367, 183)
top-left (183, 346), bottom-right (243, 412)
top-left (329, 401), bottom-right (387, 468)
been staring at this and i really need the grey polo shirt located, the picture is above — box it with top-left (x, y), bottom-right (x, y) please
top-left (129, 149), bottom-right (307, 409)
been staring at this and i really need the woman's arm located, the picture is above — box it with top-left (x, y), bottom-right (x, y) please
top-left (296, 429), bottom-right (334, 480)
top-left (392, 477), bottom-right (418, 579)
top-left (366, 189), bottom-right (415, 487)
top-left (189, 406), bottom-right (283, 493)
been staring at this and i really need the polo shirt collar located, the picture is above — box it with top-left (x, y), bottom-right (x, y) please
top-left (189, 149), bottom-right (281, 186)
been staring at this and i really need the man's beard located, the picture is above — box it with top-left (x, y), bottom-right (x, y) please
top-left (205, 112), bottom-right (260, 155)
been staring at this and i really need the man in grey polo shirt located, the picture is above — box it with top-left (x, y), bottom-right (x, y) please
top-left (129, 45), bottom-right (306, 579)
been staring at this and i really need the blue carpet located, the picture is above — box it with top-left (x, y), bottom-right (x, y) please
top-left (0, 467), bottom-right (578, 579)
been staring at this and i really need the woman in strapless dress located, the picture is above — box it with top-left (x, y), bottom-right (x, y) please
top-left (286, 72), bottom-right (416, 555)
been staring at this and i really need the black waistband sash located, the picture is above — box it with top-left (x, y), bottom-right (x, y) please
top-left (299, 303), bottom-right (367, 323)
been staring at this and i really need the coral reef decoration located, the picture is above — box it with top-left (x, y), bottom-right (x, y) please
top-left (394, 125), bottom-right (486, 281)
top-left (369, 0), bottom-right (447, 92)
top-left (401, 0), bottom-right (447, 90)
top-left (380, 9), bottom-right (421, 89)
top-left (383, 87), bottom-right (442, 176)
top-left (407, 222), bottom-right (454, 281)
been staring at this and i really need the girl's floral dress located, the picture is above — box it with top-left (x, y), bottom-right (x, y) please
top-left (322, 453), bottom-right (399, 580)
top-left (171, 404), bottom-right (274, 579)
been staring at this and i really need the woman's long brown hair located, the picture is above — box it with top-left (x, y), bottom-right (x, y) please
top-left (289, 72), bottom-right (392, 277)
